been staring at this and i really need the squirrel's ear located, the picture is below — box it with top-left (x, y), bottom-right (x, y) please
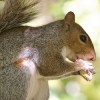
top-left (64, 11), bottom-right (75, 25)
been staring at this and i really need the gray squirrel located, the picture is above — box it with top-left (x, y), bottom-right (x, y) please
top-left (0, 0), bottom-right (96, 100)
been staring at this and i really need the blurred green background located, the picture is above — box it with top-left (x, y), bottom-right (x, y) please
top-left (1, 0), bottom-right (100, 100)
top-left (30, 0), bottom-right (100, 100)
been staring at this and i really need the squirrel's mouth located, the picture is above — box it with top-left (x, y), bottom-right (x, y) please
top-left (65, 57), bottom-right (95, 81)
top-left (76, 55), bottom-right (95, 81)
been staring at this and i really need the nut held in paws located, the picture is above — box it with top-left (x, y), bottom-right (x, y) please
top-left (79, 70), bottom-right (93, 81)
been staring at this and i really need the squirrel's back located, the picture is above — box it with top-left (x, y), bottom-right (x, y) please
top-left (0, 0), bottom-right (38, 33)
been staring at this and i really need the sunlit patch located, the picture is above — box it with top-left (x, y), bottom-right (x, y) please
top-left (65, 81), bottom-right (80, 96)
top-left (15, 46), bottom-right (39, 75)
top-left (15, 57), bottom-right (36, 75)
top-left (22, 59), bottom-right (36, 75)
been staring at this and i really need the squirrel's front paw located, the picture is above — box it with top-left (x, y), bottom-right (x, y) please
top-left (75, 59), bottom-right (94, 71)
top-left (74, 59), bottom-right (95, 81)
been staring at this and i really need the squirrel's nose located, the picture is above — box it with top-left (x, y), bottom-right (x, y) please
top-left (89, 56), bottom-right (96, 61)
top-left (88, 50), bottom-right (96, 61)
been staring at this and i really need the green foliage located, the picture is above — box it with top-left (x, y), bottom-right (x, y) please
top-left (48, 0), bottom-right (64, 18)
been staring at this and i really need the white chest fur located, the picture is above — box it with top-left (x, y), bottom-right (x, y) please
top-left (20, 59), bottom-right (49, 100)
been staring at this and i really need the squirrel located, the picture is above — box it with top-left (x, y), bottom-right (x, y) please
top-left (0, 0), bottom-right (96, 100)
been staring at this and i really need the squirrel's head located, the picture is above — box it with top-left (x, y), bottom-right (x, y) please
top-left (61, 11), bottom-right (96, 62)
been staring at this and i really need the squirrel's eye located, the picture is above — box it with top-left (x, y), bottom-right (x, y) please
top-left (80, 35), bottom-right (87, 43)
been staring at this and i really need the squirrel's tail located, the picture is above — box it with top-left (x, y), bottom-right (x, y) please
top-left (0, 0), bottom-right (38, 32)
